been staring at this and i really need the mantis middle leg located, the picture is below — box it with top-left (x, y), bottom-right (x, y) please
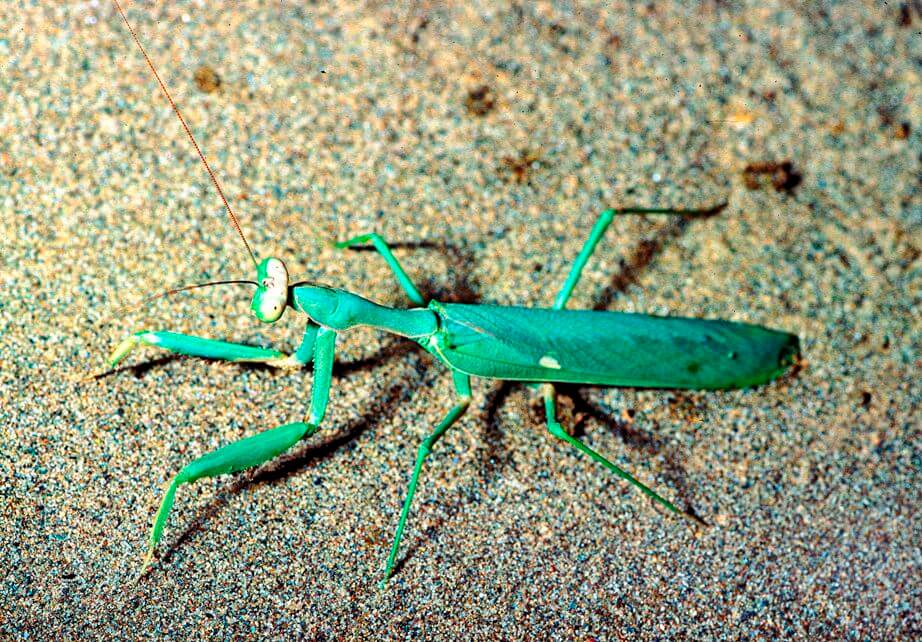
top-left (137, 326), bottom-right (337, 577)
top-left (381, 370), bottom-right (471, 586)
top-left (334, 233), bottom-right (427, 306)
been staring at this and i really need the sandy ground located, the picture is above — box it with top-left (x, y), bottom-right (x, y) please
top-left (1, 1), bottom-right (919, 639)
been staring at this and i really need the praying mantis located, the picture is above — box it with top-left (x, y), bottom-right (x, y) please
top-left (104, 1), bottom-right (800, 586)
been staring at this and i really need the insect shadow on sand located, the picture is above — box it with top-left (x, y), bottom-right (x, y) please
top-left (125, 217), bottom-right (713, 567)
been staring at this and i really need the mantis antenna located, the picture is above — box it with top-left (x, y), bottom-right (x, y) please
top-left (111, 0), bottom-right (259, 267)
top-left (96, 279), bottom-right (259, 327)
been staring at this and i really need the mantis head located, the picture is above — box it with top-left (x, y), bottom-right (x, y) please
top-left (251, 257), bottom-right (289, 323)
top-left (112, 1), bottom-right (290, 325)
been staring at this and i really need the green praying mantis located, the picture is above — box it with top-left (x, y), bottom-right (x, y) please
top-left (105, 1), bottom-right (800, 586)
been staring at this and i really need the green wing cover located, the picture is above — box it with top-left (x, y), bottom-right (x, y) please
top-left (428, 303), bottom-right (799, 389)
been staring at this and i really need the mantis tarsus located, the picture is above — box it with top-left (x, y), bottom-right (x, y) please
top-left (106, 1), bottom-right (801, 586)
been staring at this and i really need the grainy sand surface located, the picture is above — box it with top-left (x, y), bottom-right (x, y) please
top-left (2, 1), bottom-right (919, 640)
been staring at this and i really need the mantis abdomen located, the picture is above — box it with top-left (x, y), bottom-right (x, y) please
top-left (426, 302), bottom-right (799, 389)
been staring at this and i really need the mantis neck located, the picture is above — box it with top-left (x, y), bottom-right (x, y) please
top-left (291, 285), bottom-right (437, 339)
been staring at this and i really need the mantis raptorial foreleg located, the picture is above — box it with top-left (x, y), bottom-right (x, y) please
top-left (136, 327), bottom-right (337, 578)
top-left (108, 325), bottom-right (320, 370)
top-left (381, 371), bottom-right (472, 586)
top-left (334, 233), bottom-right (427, 306)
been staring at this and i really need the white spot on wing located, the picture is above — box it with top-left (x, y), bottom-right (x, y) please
top-left (539, 355), bottom-right (561, 369)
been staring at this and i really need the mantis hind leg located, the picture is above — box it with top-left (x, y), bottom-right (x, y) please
top-left (334, 233), bottom-right (426, 306)
top-left (137, 327), bottom-right (337, 578)
top-left (381, 371), bottom-right (471, 586)
top-left (545, 203), bottom-right (724, 516)
top-left (541, 384), bottom-right (702, 525)
top-left (553, 203), bottom-right (726, 310)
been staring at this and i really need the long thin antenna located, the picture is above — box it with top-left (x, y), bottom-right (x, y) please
top-left (96, 279), bottom-right (259, 326)
top-left (112, 0), bottom-right (259, 267)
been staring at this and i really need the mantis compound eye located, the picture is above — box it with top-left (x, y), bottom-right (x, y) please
top-left (251, 257), bottom-right (289, 323)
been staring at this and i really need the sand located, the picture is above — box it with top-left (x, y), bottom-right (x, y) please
top-left (1, 1), bottom-right (919, 639)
